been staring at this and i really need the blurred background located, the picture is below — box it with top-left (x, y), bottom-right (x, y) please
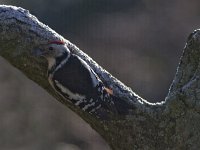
top-left (0, 0), bottom-right (200, 149)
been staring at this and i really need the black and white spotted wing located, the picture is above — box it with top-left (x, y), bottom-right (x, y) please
top-left (50, 54), bottom-right (110, 113)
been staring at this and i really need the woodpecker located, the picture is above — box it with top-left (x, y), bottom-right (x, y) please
top-left (33, 41), bottom-right (117, 119)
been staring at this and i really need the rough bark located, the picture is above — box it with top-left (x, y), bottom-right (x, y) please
top-left (0, 5), bottom-right (200, 150)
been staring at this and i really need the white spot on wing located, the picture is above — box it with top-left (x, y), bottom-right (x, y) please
top-left (75, 99), bottom-right (84, 106)
top-left (54, 80), bottom-right (85, 101)
top-left (96, 104), bottom-right (101, 110)
top-left (89, 104), bottom-right (101, 113)
top-left (82, 102), bottom-right (96, 111)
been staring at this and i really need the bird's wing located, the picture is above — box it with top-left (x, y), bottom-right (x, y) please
top-left (52, 54), bottom-right (101, 98)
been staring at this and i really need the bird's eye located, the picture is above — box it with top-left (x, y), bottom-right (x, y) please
top-left (49, 47), bottom-right (53, 51)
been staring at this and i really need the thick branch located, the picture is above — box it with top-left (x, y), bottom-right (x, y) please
top-left (1, 5), bottom-right (200, 149)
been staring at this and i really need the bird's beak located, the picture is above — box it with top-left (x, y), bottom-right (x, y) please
top-left (31, 48), bottom-right (46, 57)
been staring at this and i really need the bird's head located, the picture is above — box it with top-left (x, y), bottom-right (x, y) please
top-left (34, 41), bottom-right (70, 58)
top-left (33, 40), bottom-right (71, 69)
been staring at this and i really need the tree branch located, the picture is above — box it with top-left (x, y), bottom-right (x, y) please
top-left (1, 5), bottom-right (200, 149)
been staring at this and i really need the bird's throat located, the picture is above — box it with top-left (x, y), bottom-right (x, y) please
top-left (47, 57), bottom-right (56, 70)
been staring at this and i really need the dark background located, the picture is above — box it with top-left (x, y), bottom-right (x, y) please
top-left (0, 0), bottom-right (200, 149)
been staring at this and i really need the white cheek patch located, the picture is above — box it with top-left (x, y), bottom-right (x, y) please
top-left (54, 44), bottom-right (70, 57)
top-left (54, 80), bottom-right (85, 101)
top-left (47, 57), bottom-right (56, 70)
top-left (46, 44), bottom-right (71, 71)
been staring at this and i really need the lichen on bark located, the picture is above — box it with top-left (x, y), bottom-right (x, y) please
top-left (1, 5), bottom-right (200, 150)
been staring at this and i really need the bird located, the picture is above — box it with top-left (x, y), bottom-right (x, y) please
top-left (33, 40), bottom-right (118, 119)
